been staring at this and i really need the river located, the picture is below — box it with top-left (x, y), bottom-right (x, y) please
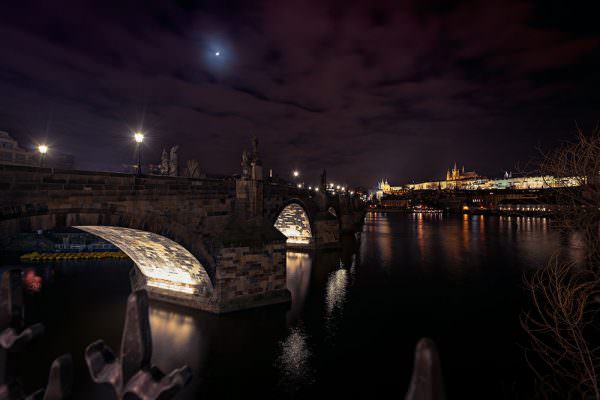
top-left (8, 213), bottom-right (584, 399)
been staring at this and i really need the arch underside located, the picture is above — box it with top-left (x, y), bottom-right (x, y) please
top-left (75, 226), bottom-right (213, 295)
top-left (274, 204), bottom-right (312, 245)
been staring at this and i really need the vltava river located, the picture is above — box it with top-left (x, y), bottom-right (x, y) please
top-left (9, 213), bottom-right (584, 399)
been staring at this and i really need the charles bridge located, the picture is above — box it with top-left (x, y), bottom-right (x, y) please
top-left (0, 159), bottom-right (365, 313)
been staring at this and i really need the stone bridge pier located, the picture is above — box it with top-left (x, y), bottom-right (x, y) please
top-left (0, 163), bottom-right (365, 313)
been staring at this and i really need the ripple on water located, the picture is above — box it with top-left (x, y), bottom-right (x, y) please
top-left (275, 326), bottom-right (314, 393)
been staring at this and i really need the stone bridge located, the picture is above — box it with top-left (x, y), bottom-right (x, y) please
top-left (0, 164), bottom-right (365, 313)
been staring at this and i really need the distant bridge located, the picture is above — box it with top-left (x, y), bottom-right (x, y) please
top-left (0, 165), bottom-right (365, 313)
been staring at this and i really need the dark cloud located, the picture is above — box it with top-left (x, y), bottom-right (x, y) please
top-left (0, 0), bottom-right (599, 186)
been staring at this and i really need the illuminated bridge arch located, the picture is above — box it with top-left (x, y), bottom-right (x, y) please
top-left (274, 203), bottom-right (313, 245)
top-left (75, 226), bottom-right (213, 295)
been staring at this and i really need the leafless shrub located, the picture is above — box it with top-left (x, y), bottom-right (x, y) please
top-left (523, 128), bottom-right (600, 398)
top-left (539, 127), bottom-right (600, 264)
top-left (522, 258), bottom-right (600, 398)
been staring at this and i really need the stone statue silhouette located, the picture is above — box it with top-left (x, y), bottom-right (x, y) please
top-left (320, 169), bottom-right (327, 190)
top-left (169, 146), bottom-right (179, 176)
top-left (160, 149), bottom-right (169, 175)
top-left (241, 149), bottom-right (250, 177)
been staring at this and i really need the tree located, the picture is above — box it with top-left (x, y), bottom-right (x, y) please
top-left (522, 128), bottom-right (600, 398)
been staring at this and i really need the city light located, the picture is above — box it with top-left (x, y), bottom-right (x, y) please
top-left (315, 187), bottom-right (319, 191)
top-left (134, 132), bottom-right (144, 143)
top-left (38, 144), bottom-right (48, 167)
top-left (134, 132), bottom-right (144, 175)
top-left (308, 186), bottom-right (312, 190)
top-left (297, 183), bottom-right (302, 188)
top-left (215, 51), bottom-right (221, 56)
top-left (293, 170), bottom-right (299, 177)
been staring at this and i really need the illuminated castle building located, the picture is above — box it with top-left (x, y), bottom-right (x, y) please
top-left (446, 162), bottom-right (478, 181)
top-left (378, 162), bottom-right (581, 194)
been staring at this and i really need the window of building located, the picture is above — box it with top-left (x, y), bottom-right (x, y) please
top-left (0, 152), bottom-right (13, 161)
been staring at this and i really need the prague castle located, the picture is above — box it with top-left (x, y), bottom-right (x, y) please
top-left (446, 162), bottom-right (478, 181)
top-left (376, 162), bottom-right (581, 198)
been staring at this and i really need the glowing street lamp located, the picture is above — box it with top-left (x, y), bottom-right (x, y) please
top-left (293, 170), bottom-right (299, 178)
top-left (134, 132), bottom-right (144, 175)
top-left (38, 145), bottom-right (48, 167)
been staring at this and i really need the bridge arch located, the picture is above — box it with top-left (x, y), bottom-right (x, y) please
top-left (0, 205), bottom-right (218, 284)
top-left (273, 202), bottom-right (313, 245)
top-left (75, 226), bottom-right (213, 295)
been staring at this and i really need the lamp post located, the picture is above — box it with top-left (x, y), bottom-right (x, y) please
top-left (134, 132), bottom-right (144, 176)
top-left (38, 145), bottom-right (48, 167)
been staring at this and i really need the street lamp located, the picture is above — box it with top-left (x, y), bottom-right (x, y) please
top-left (293, 170), bottom-right (299, 178)
top-left (134, 132), bottom-right (144, 175)
top-left (38, 145), bottom-right (48, 167)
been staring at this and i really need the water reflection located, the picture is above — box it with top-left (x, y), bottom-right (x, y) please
top-left (276, 326), bottom-right (314, 393)
top-left (148, 304), bottom-right (208, 396)
top-left (286, 252), bottom-right (312, 324)
top-left (364, 212), bottom-right (392, 269)
top-left (23, 268), bottom-right (42, 292)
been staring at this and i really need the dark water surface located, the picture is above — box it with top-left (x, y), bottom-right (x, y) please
top-left (8, 213), bottom-right (583, 399)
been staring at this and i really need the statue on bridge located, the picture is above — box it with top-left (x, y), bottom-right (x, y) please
top-left (240, 135), bottom-right (263, 180)
top-left (169, 145), bottom-right (179, 176)
top-left (241, 149), bottom-right (251, 178)
top-left (160, 149), bottom-right (169, 175)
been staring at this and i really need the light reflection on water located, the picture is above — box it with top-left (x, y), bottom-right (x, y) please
top-left (285, 252), bottom-right (312, 324)
top-left (275, 326), bottom-right (314, 393)
top-left (148, 304), bottom-right (209, 397)
top-left (325, 267), bottom-right (348, 317)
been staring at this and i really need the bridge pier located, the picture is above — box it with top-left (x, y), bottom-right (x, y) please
top-left (131, 239), bottom-right (290, 313)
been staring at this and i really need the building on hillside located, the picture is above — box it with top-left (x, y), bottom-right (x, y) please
top-left (0, 131), bottom-right (37, 166)
top-left (0, 131), bottom-right (74, 169)
top-left (446, 162), bottom-right (478, 181)
top-left (378, 163), bottom-right (582, 194)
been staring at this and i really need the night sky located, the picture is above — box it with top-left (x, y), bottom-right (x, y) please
top-left (1, 0), bottom-right (599, 187)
